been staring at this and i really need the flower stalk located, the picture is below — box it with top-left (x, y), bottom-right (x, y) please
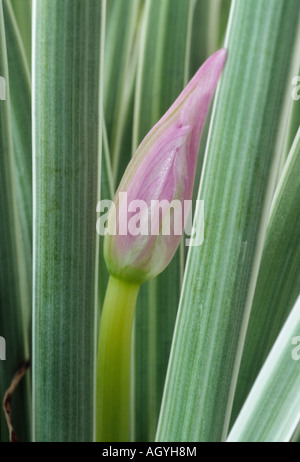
top-left (96, 276), bottom-right (139, 442)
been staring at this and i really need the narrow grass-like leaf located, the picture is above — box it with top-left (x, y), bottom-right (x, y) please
top-left (101, 120), bottom-right (114, 202)
top-left (3, 0), bottom-right (32, 337)
top-left (228, 295), bottom-right (300, 442)
top-left (274, 37), bottom-right (300, 185)
top-left (0, 0), bottom-right (30, 442)
top-left (156, 0), bottom-right (300, 442)
top-left (189, 0), bottom-right (231, 208)
top-left (104, 0), bottom-right (142, 184)
top-left (98, 120), bottom-right (114, 314)
top-left (132, 0), bottom-right (194, 441)
top-left (189, 0), bottom-right (208, 77)
top-left (189, 0), bottom-right (221, 76)
top-left (282, 64), bottom-right (300, 165)
top-left (219, 0), bottom-right (231, 45)
top-left (9, 0), bottom-right (31, 69)
top-left (33, 0), bottom-right (104, 442)
top-left (189, 0), bottom-right (231, 78)
top-left (98, 0), bottom-right (141, 314)
top-left (232, 127), bottom-right (300, 422)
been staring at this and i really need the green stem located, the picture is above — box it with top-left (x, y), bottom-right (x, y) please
top-left (96, 276), bottom-right (140, 442)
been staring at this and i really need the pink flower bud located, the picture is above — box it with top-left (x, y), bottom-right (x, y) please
top-left (104, 49), bottom-right (227, 284)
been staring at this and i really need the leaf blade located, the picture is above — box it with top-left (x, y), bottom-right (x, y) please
top-left (232, 126), bottom-right (300, 422)
top-left (0, 0), bottom-right (31, 442)
top-left (32, 0), bottom-right (105, 441)
top-left (228, 295), bottom-right (300, 442)
top-left (156, 0), bottom-right (300, 442)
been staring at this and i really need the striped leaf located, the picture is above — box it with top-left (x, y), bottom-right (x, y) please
top-left (3, 0), bottom-right (32, 338)
top-left (156, 0), bottom-right (300, 442)
top-left (104, 0), bottom-right (143, 185)
top-left (98, 0), bottom-right (142, 314)
top-left (228, 295), bottom-right (300, 442)
top-left (32, 0), bottom-right (105, 441)
top-left (9, 0), bottom-right (31, 68)
top-left (232, 127), bottom-right (300, 421)
top-left (0, 0), bottom-right (30, 442)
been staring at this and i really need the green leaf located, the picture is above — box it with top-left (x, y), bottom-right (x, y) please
top-left (0, 0), bottom-right (30, 442)
top-left (32, 0), bottom-right (105, 441)
top-left (156, 0), bottom-right (300, 442)
top-left (189, 0), bottom-right (221, 76)
top-left (3, 0), bottom-right (32, 339)
top-left (189, 0), bottom-right (231, 79)
top-left (9, 0), bottom-right (31, 69)
top-left (274, 48), bottom-right (300, 184)
top-left (219, 0), bottom-right (232, 44)
top-left (98, 120), bottom-right (114, 316)
top-left (104, 0), bottom-right (143, 185)
top-left (132, 0), bottom-right (195, 442)
top-left (98, 0), bottom-right (142, 315)
top-left (228, 295), bottom-right (300, 442)
top-left (190, 0), bottom-right (231, 212)
top-left (232, 127), bottom-right (300, 422)
top-left (282, 65), bottom-right (300, 167)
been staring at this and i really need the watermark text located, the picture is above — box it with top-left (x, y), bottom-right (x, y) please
top-left (292, 336), bottom-right (300, 361)
top-left (0, 336), bottom-right (6, 360)
top-left (0, 76), bottom-right (5, 101)
top-left (291, 76), bottom-right (300, 101)
top-left (96, 193), bottom-right (204, 247)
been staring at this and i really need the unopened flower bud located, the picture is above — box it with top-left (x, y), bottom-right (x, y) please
top-left (104, 49), bottom-right (227, 284)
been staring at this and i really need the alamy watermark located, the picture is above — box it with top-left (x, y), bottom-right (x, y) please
top-left (96, 193), bottom-right (204, 247)
top-left (291, 76), bottom-right (300, 101)
top-left (0, 336), bottom-right (6, 360)
top-left (291, 336), bottom-right (300, 361)
top-left (0, 76), bottom-right (5, 101)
